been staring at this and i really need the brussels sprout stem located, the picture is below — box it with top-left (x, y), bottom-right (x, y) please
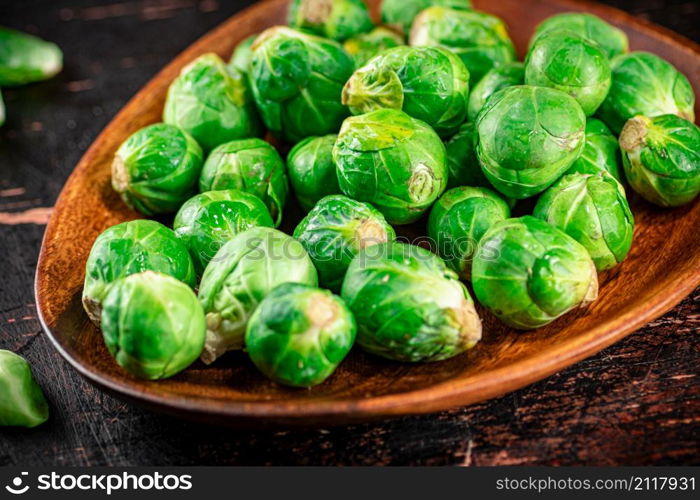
top-left (111, 155), bottom-right (130, 193)
top-left (619, 116), bottom-right (650, 152)
top-left (356, 218), bottom-right (390, 249)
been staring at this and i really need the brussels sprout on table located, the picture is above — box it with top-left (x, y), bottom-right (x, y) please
top-left (82, 220), bottom-right (196, 325)
top-left (467, 62), bottom-right (524, 122)
top-left (294, 194), bottom-right (396, 291)
top-left (525, 31), bottom-right (611, 116)
top-left (101, 272), bottom-right (206, 380)
top-left (111, 123), bottom-right (203, 215)
top-left (343, 26), bottom-right (405, 68)
top-left (228, 34), bottom-right (258, 74)
top-left (334, 108), bottom-right (447, 225)
top-left (163, 53), bottom-right (262, 151)
top-left (409, 7), bottom-right (516, 86)
top-left (199, 138), bottom-right (288, 226)
top-left (0, 27), bottom-right (62, 86)
top-left (287, 134), bottom-right (341, 212)
top-left (533, 173), bottom-right (634, 271)
top-left (566, 118), bottom-right (622, 182)
top-left (472, 216), bottom-right (598, 329)
top-left (428, 186), bottom-right (510, 279)
top-left (475, 85), bottom-right (586, 199)
top-left (381, 0), bottom-right (472, 35)
top-left (173, 190), bottom-right (275, 275)
top-left (341, 241), bottom-right (481, 362)
top-left (619, 114), bottom-right (700, 207)
top-left (0, 350), bottom-right (49, 428)
top-left (597, 52), bottom-right (695, 134)
top-left (288, 0), bottom-right (373, 42)
top-left (248, 27), bottom-right (354, 143)
top-left (530, 12), bottom-right (628, 60)
top-left (246, 283), bottom-right (356, 387)
top-left (198, 227), bottom-right (318, 363)
top-left (342, 46), bottom-right (470, 137)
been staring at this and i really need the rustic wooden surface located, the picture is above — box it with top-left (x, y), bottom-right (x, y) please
top-left (0, 0), bottom-right (698, 465)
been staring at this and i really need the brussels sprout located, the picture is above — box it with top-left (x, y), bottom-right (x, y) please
top-left (334, 108), bottom-right (447, 224)
top-left (472, 216), bottom-right (598, 329)
top-left (199, 138), bottom-right (288, 226)
top-left (467, 62), bottom-right (524, 122)
top-left (341, 241), bottom-right (481, 362)
top-left (248, 27), bottom-right (354, 143)
top-left (409, 7), bottom-right (515, 86)
top-left (82, 220), bottom-right (196, 325)
top-left (475, 85), bottom-right (586, 199)
top-left (619, 114), bottom-right (700, 207)
top-left (597, 52), bottom-right (695, 134)
top-left (287, 134), bottom-right (341, 211)
top-left (246, 283), bottom-right (356, 387)
top-left (294, 195), bottom-right (396, 291)
top-left (0, 27), bottom-right (62, 86)
top-left (381, 0), bottom-right (472, 35)
top-left (530, 12), bottom-right (628, 60)
top-left (342, 46), bottom-right (470, 137)
top-left (443, 122), bottom-right (489, 189)
top-left (525, 31), bottom-right (611, 116)
top-left (288, 0), bottom-right (373, 42)
top-left (228, 34), bottom-right (257, 74)
top-left (0, 350), bottom-right (49, 428)
top-left (566, 118), bottom-right (622, 182)
top-left (533, 173), bottom-right (634, 271)
top-left (173, 190), bottom-right (275, 275)
top-left (428, 186), bottom-right (510, 279)
top-left (163, 53), bottom-right (262, 151)
top-left (343, 26), bottom-right (405, 68)
top-left (101, 272), bottom-right (205, 380)
top-left (111, 123), bottom-right (203, 215)
top-left (198, 227), bottom-right (318, 363)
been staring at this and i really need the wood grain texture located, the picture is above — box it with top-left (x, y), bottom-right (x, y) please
top-left (0, 0), bottom-right (698, 464)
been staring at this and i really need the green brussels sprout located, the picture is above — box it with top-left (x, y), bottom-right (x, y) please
top-left (409, 7), bottom-right (516, 86)
top-left (525, 31), bottom-right (611, 116)
top-left (163, 53), bottom-right (262, 151)
top-left (199, 138), bottom-right (288, 226)
top-left (198, 227), bottom-right (318, 363)
top-left (111, 123), bottom-right (204, 215)
top-left (287, 134), bottom-right (341, 211)
top-left (0, 27), bottom-right (62, 86)
top-left (530, 12), bottom-right (628, 60)
top-left (173, 190), bottom-right (275, 275)
top-left (467, 62), bottom-right (524, 122)
top-left (101, 272), bottom-right (206, 380)
top-left (533, 173), bottom-right (634, 271)
top-left (475, 85), bottom-right (586, 199)
top-left (246, 283), bottom-right (356, 387)
top-left (566, 118), bottom-right (622, 182)
top-left (288, 0), bottom-right (374, 42)
top-left (381, 0), bottom-right (472, 35)
top-left (342, 46), bottom-right (470, 137)
top-left (82, 220), bottom-right (196, 325)
top-left (294, 195), bottom-right (396, 291)
top-left (0, 350), bottom-right (49, 428)
top-left (343, 26), bottom-right (405, 68)
top-left (334, 108), bottom-right (447, 224)
top-left (619, 114), bottom-right (700, 207)
top-left (341, 241), bottom-right (481, 362)
top-left (248, 27), bottom-right (354, 143)
top-left (472, 216), bottom-right (598, 329)
top-left (428, 186), bottom-right (510, 279)
top-left (228, 34), bottom-right (257, 74)
top-left (444, 122), bottom-right (489, 189)
top-left (597, 52), bottom-right (695, 134)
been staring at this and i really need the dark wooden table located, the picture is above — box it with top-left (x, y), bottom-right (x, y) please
top-left (0, 0), bottom-right (698, 466)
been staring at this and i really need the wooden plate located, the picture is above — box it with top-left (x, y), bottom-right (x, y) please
top-left (35, 0), bottom-right (700, 427)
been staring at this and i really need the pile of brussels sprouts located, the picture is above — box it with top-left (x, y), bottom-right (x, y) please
top-left (75, 0), bottom-right (699, 393)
